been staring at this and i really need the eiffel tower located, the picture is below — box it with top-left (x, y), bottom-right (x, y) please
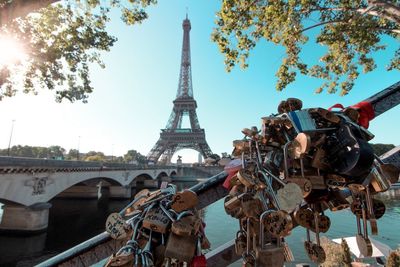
top-left (147, 15), bottom-right (213, 164)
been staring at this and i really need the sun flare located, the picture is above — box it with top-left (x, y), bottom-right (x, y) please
top-left (0, 35), bottom-right (27, 68)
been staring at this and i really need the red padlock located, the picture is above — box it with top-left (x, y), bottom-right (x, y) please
top-left (190, 255), bottom-right (207, 267)
top-left (190, 238), bottom-right (207, 267)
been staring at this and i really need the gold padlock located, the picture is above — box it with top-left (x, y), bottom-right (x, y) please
top-left (369, 165), bottom-right (392, 192)
top-left (256, 210), bottom-right (285, 266)
top-left (164, 232), bottom-right (197, 262)
top-left (142, 205), bottom-right (170, 233)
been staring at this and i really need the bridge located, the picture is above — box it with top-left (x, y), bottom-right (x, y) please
top-left (0, 156), bottom-right (176, 233)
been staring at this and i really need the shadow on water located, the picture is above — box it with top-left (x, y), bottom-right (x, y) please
top-left (0, 196), bottom-right (130, 266)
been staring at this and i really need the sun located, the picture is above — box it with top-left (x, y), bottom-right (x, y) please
top-left (0, 35), bottom-right (27, 68)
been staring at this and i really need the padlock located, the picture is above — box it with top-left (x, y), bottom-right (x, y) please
top-left (325, 174), bottom-right (347, 189)
top-left (294, 206), bottom-right (331, 233)
top-left (311, 147), bottom-right (330, 170)
top-left (171, 190), bottom-right (199, 212)
top-left (287, 133), bottom-right (310, 159)
top-left (286, 177), bottom-right (312, 198)
top-left (229, 184), bottom-right (245, 196)
top-left (307, 175), bottom-right (327, 190)
top-left (237, 169), bottom-right (256, 188)
top-left (233, 139), bottom-right (250, 156)
top-left (240, 193), bottom-right (263, 219)
top-left (276, 182), bottom-right (303, 212)
top-left (326, 189), bottom-right (350, 211)
top-left (311, 107), bottom-right (341, 124)
top-left (255, 210), bottom-right (285, 267)
top-left (171, 212), bottom-right (201, 236)
top-left (364, 185), bottom-right (378, 235)
top-left (235, 230), bottom-right (247, 256)
top-left (343, 107), bottom-right (360, 123)
top-left (241, 218), bottom-right (256, 267)
top-left (105, 213), bottom-right (130, 240)
top-left (142, 204), bottom-right (171, 233)
top-left (224, 194), bottom-right (246, 219)
top-left (153, 233), bottom-right (166, 267)
top-left (198, 221), bottom-right (211, 250)
top-left (104, 250), bottom-right (135, 267)
top-left (164, 231), bottom-right (197, 263)
top-left (355, 202), bottom-right (373, 257)
top-left (224, 194), bottom-right (242, 211)
top-left (369, 163), bottom-right (392, 192)
top-left (303, 208), bottom-right (326, 264)
top-left (190, 237), bottom-right (207, 267)
top-left (263, 209), bottom-right (293, 237)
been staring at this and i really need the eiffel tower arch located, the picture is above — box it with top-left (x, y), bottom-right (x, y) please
top-left (147, 15), bottom-right (213, 164)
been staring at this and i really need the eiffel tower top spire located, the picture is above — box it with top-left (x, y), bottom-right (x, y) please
top-left (176, 15), bottom-right (193, 98)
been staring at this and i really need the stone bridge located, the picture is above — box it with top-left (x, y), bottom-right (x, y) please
top-left (0, 157), bottom-right (176, 232)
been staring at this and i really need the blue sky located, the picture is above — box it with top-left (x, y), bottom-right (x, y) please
top-left (0, 1), bottom-right (399, 162)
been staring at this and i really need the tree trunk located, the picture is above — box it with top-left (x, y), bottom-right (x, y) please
top-left (0, 0), bottom-right (60, 26)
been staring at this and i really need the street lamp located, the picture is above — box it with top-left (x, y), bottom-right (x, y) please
top-left (7, 119), bottom-right (15, 157)
top-left (111, 144), bottom-right (114, 162)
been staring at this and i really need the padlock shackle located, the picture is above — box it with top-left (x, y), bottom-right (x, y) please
top-left (259, 210), bottom-right (276, 248)
top-left (159, 202), bottom-right (176, 222)
top-left (176, 210), bottom-right (194, 220)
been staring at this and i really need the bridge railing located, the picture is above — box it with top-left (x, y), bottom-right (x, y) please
top-left (0, 156), bottom-right (176, 171)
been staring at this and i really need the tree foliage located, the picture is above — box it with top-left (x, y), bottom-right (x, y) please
top-left (212, 0), bottom-right (400, 95)
top-left (0, 144), bottom-right (145, 163)
top-left (0, 144), bottom-right (65, 158)
top-left (0, 0), bottom-right (157, 102)
top-left (124, 149), bottom-right (147, 164)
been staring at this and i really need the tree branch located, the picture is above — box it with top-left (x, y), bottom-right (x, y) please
top-left (0, 0), bottom-right (60, 26)
top-left (298, 20), bottom-right (343, 34)
top-left (359, 0), bottom-right (400, 25)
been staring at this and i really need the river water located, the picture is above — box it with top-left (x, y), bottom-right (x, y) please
top-left (0, 182), bottom-right (399, 267)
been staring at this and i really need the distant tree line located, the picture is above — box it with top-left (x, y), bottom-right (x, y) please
top-left (0, 143), bottom-right (395, 163)
top-left (0, 145), bottom-right (147, 164)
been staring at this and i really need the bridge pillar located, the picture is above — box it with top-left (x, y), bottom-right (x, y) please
top-left (143, 179), bottom-right (158, 188)
top-left (0, 203), bottom-right (51, 233)
top-left (109, 186), bottom-right (131, 199)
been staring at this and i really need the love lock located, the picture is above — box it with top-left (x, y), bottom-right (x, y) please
top-left (240, 193), bottom-right (263, 219)
top-left (263, 210), bottom-right (293, 237)
top-left (303, 207), bottom-right (326, 264)
top-left (171, 212), bottom-right (201, 236)
top-left (351, 198), bottom-right (385, 220)
top-left (276, 182), bottom-right (303, 212)
top-left (286, 177), bottom-right (313, 198)
top-left (171, 190), bottom-right (199, 212)
top-left (355, 205), bottom-right (373, 257)
top-left (105, 213), bottom-right (130, 240)
top-left (294, 207), bottom-right (331, 233)
top-left (142, 204), bottom-right (171, 234)
top-left (256, 210), bottom-right (285, 267)
top-left (104, 245), bottom-right (135, 267)
top-left (235, 230), bottom-right (247, 256)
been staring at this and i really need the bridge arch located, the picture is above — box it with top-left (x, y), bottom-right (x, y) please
top-left (0, 166), bottom-right (176, 207)
top-left (156, 172), bottom-right (169, 179)
top-left (171, 148), bottom-right (202, 164)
